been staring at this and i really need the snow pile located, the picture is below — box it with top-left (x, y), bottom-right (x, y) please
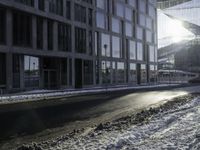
top-left (38, 96), bottom-right (200, 150)
top-left (0, 84), bottom-right (178, 104)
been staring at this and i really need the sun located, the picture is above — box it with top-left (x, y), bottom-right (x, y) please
top-left (168, 19), bottom-right (185, 43)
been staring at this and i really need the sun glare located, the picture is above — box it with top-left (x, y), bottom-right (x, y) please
top-left (168, 19), bottom-right (185, 43)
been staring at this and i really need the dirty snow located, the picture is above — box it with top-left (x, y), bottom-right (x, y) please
top-left (46, 97), bottom-right (200, 150)
top-left (0, 84), bottom-right (178, 104)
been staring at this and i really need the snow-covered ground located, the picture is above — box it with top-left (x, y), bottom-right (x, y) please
top-left (40, 96), bottom-right (200, 150)
top-left (0, 84), bottom-right (178, 104)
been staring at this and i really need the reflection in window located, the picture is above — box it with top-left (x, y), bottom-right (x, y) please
top-left (139, 0), bottom-right (146, 13)
top-left (130, 63), bottom-right (136, 83)
top-left (125, 7), bottom-right (132, 21)
top-left (112, 36), bottom-right (121, 58)
top-left (128, 0), bottom-right (136, 8)
top-left (149, 65), bottom-right (157, 83)
top-left (117, 62), bottom-right (125, 83)
top-left (112, 17), bottom-right (120, 33)
top-left (24, 56), bottom-right (40, 88)
top-left (96, 11), bottom-right (105, 29)
top-left (149, 45), bottom-right (155, 62)
top-left (137, 42), bottom-right (143, 61)
top-left (125, 22), bottom-right (133, 37)
top-left (101, 61), bottom-right (111, 84)
top-left (136, 26), bottom-right (143, 40)
top-left (84, 60), bottom-right (93, 85)
top-left (141, 64), bottom-right (147, 83)
top-left (96, 0), bottom-right (105, 10)
top-left (139, 14), bottom-right (146, 26)
top-left (129, 40), bottom-right (136, 60)
top-left (146, 30), bottom-right (152, 43)
top-left (116, 2), bottom-right (124, 17)
top-left (101, 33), bottom-right (110, 57)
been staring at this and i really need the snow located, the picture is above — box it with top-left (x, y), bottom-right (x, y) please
top-left (47, 97), bottom-right (200, 150)
top-left (0, 84), bottom-right (178, 104)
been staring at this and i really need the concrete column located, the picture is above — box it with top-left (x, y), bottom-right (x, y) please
top-left (6, 53), bottom-right (13, 91)
top-left (53, 22), bottom-right (58, 51)
top-left (32, 16), bottom-right (37, 50)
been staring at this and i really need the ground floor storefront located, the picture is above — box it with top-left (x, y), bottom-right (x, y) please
top-left (0, 53), bottom-right (157, 93)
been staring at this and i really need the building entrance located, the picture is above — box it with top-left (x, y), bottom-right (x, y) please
top-left (44, 70), bottom-right (57, 89)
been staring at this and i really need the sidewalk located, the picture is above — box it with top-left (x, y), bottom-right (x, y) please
top-left (0, 84), bottom-right (180, 105)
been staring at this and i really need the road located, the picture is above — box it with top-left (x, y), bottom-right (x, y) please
top-left (0, 85), bottom-right (200, 149)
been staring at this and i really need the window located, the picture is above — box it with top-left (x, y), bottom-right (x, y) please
top-left (24, 56), bottom-right (40, 88)
top-left (112, 36), bottom-right (121, 58)
top-left (146, 30), bottom-right (152, 43)
top-left (15, 0), bottom-right (34, 7)
top-left (0, 53), bottom-right (6, 85)
top-left (136, 26), bottom-right (143, 40)
top-left (139, 0), bottom-right (146, 13)
top-left (116, 2), bottom-right (124, 18)
top-left (75, 27), bottom-right (86, 53)
top-left (148, 5), bottom-right (156, 18)
top-left (82, 0), bottom-right (92, 4)
top-left (137, 42), bottom-right (143, 61)
top-left (125, 7), bottom-right (132, 21)
top-left (47, 20), bottom-right (53, 50)
top-left (88, 8), bottom-right (93, 26)
top-left (141, 64), bottom-right (147, 83)
top-left (49, 0), bottom-right (63, 16)
top-left (84, 60), bottom-right (93, 85)
top-left (37, 17), bottom-right (43, 49)
top-left (112, 17), bottom-right (120, 33)
top-left (125, 22), bottom-right (133, 37)
top-left (66, 1), bottom-right (71, 19)
top-left (139, 14), bottom-right (146, 26)
top-left (38, 0), bottom-right (45, 11)
top-left (149, 45), bottom-right (155, 62)
top-left (96, 11), bottom-right (106, 29)
top-left (129, 40), bottom-right (136, 60)
top-left (146, 17), bottom-right (153, 30)
top-left (117, 62), bottom-right (125, 83)
top-left (149, 65), bottom-right (156, 83)
top-left (13, 55), bottom-right (20, 88)
top-left (58, 23), bottom-right (71, 52)
top-left (13, 11), bottom-right (32, 47)
top-left (89, 31), bottom-right (93, 55)
top-left (101, 33), bottom-right (110, 57)
top-left (74, 4), bottom-right (86, 23)
top-left (96, 0), bottom-right (105, 10)
top-left (0, 7), bottom-right (6, 44)
top-left (95, 32), bottom-right (100, 56)
top-left (128, 0), bottom-right (136, 8)
top-left (61, 59), bottom-right (68, 86)
top-left (130, 63), bottom-right (136, 83)
top-left (101, 61), bottom-right (111, 84)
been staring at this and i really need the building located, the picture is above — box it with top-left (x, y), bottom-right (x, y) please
top-left (0, 0), bottom-right (157, 93)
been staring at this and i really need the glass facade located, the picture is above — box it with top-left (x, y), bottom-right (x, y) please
top-left (24, 56), bottom-right (40, 88)
top-left (0, 0), bottom-right (157, 92)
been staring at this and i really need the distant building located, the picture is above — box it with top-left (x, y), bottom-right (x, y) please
top-left (0, 0), bottom-right (157, 93)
